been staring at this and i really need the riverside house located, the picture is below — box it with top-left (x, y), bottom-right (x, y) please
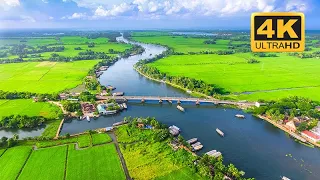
top-left (301, 130), bottom-right (320, 143)
top-left (285, 121), bottom-right (297, 132)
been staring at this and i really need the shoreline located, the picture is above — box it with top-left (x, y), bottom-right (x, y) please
top-left (257, 115), bottom-right (320, 148)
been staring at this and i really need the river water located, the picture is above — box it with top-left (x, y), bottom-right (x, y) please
top-left (4, 36), bottom-right (320, 179)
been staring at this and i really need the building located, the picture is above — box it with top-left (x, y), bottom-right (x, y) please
top-left (316, 106), bottom-right (320, 111)
top-left (81, 103), bottom-right (96, 114)
top-left (255, 102), bottom-right (261, 107)
top-left (285, 121), bottom-right (297, 132)
top-left (301, 130), bottom-right (320, 143)
top-left (311, 122), bottom-right (320, 136)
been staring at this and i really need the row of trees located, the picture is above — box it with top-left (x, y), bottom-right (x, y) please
top-left (288, 51), bottom-right (320, 59)
top-left (0, 90), bottom-right (59, 101)
top-left (0, 115), bottom-right (49, 129)
top-left (0, 134), bottom-right (19, 148)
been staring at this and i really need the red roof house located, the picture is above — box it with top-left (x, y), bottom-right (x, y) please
top-left (301, 130), bottom-right (320, 143)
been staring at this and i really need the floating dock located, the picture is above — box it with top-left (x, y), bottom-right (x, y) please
top-left (177, 105), bottom-right (185, 112)
top-left (235, 114), bottom-right (245, 118)
top-left (186, 138), bottom-right (198, 144)
top-left (216, 128), bottom-right (224, 137)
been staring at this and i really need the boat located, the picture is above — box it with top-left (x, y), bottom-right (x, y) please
top-left (186, 138), bottom-right (198, 144)
top-left (216, 128), bottom-right (224, 137)
top-left (168, 125), bottom-right (181, 136)
top-left (177, 105), bottom-right (185, 112)
top-left (122, 103), bottom-right (127, 109)
top-left (191, 142), bottom-right (202, 147)
top-left (86, 116), bottom-right (90, 122)
top-left (112, 92), bottom-right (124, 96)
top-left (235, 114), bottom-right (245, 118)
top-left (193, 144), bottom-right (203, 151)
top-left (281, 176), bottom-right (291, 180)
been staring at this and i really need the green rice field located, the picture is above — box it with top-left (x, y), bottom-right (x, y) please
top-left (132, 35), bottom-right (229, 53)
top-left (18, 146), bottom-right (67, 180)
top-left (0, 60), bottom-right (100, 94)
top-left (148, 53), bottom-right (320, 101)
top-left (0, 99), bottom-right (62, 119)
top-left (77, 134), bottom-right (91, 148)
top-left (66, 144), bottom-right (125, 180)
top-left (0, 146), bottom-right (32, 180)
top-left (92, 133), bottom-right (112, 145)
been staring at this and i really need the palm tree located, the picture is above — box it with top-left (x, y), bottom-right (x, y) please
top-left (13, 134), bottom-right (19, 141)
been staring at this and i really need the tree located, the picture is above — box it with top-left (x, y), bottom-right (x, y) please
top-left (7, 138), bottom-right (15, 147)
top-left (65, 133), bottom-right (71, 138)
top-left (13, 134), bottom-right (19, 141)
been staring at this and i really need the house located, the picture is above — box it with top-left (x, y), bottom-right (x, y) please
top-left (137, 123), bottom-right (144, 128)
top-left (315, 106), bottom-right (320, 111)
top-left (59, 93), bottom-right (68, 100)
top-left (311, 122), bottom-right (320, 136)
top-left (255, 102), bottom-right (261, 107)
top-left (301, 130), bottom-right (320, 143)
top-left (285, 121), bottom-right (297, 132)
top-left (81, 103), bottom-right (96, 114)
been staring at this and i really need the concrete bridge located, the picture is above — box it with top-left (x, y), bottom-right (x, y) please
top-left (96, 95), bottom-right (260, 107)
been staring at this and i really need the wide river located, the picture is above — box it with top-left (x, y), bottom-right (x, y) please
top-left (3, 36), bottom-right (320, 179)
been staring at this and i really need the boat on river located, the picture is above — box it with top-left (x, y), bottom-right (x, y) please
top-left (186, 138), bottom-right (198, 144)
top-left (177, 105), bottom-right (185, 112)
top-left (192, 144), bottom-right (203, 151)
top-left (281, 176), bottom-right (291, 180)
top-left (216, 128), bottom-right (224, 137)
top-left (235, 114), bottom-right (245, 118)
top-left (86, 116), bottom-right (90, 122)
top-left (191, 142), bottom-right (202, 147)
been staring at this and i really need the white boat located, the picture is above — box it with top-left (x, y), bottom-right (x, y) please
top-left (191, 142), bottom-right (202, 147)
top-left (193, 144), bottom-right (203, 151)
top-left (216, 128), bottom-right (224, 137)
top-left (235, 114), bottom-right (245, 118)
top-left (282, 176), bottom-right (291, 180)
top-left (86, 116), bottom-right (90, 122)
top-left (122, 103), bottom-right (127, 109)
top-left (177, 105), bottom-right (185, 112)
top-left (186, 138), bottom-right (198, 144)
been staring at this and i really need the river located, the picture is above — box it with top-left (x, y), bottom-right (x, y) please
top-left (4, 36), bottom-right (320, 179)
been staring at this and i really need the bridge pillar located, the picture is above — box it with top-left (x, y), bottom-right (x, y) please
top-left (167, 99), bottom-right (172, 104)
top-left (196, 100), bottom-right (200, 105)
top-left (141, 98), bottom-right (145, 103)
top-left (177, 99), bottom-right (181, 104)
top-left (159, 99), bottom-right (163, 104)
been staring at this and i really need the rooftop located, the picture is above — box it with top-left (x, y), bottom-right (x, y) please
top-left (302, 130), bottom-right (320, 140)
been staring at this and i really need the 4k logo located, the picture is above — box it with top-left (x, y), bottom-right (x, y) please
top-left (251, 12), bottom-right (305, 52)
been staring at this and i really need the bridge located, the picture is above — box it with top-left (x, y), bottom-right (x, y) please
top-left (96, 95), bottom-right (260, 107)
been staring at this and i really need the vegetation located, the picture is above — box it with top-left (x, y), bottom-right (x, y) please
top-left (0, 115), bottom-right (49, 129)
top-left (92, 133), bottom-right (112, 145)
top-left (41, 120), bottom-right (62, 138)
top-left (66, 144), bottom-right (125, 180)
top-left (77, 134), bottom-right (91, 148)
top-left (116, 117), bottom-right (252, 180)
top-left (18, 145), bottom-right (67, 180)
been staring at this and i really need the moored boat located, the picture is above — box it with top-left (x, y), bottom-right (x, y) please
top-left (86, 116), bottom-right (90, 122)
top-left (281, 176), bottom-right (291, 180)
top-left (186, 138), bottom-right (198, 144)
top-left (193, 144), bottom-right (203, 151)
top-left (216, 128), bottom-right (224, 137)
top-left (177, 105), bottom-right (185, 112)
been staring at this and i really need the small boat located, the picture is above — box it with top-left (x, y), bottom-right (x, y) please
top-left (122, 103), bottom-right (127, 109)
top-left (193, 144), bottom-right (203, 151)
top-left (191, 142), bottom-right (202, 147)
top-left (216, 128), bottom-right (224, 137)
top-left (235, 114), bottom-right (245, 118)
top-left (186, 138), bottom-right (198, 144)
top-left (177, 105), bottom-right (185, 112)
top-left (86, 116), bottom-right (90, 122)
top-left (281, 176), bottom-right (291, 180)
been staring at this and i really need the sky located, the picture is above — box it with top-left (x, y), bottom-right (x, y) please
top-left (0, 0), bottom-right (319, 30)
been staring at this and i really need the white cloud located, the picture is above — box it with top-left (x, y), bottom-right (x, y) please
top-left (0, 0), bottom-right (20, 10)
top-left (49, 16), bottom-right (54, 20)
top-left (42, 0), bottom-right (48, 3)
top-left (94, 3), bottom-right (134, 17)
top-left (20, 15), bottom-right (36, 23)
top-left (62, 12), bottom-right (87, 19)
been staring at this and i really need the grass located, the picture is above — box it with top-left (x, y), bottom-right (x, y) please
top-left (132, 35), bottom-right (229, 53)
top-left (36, 136), bottom-right (78, 148)
top-left (18, 145), bottom-right (67, 180)
top-left (0, 99), bottom-right (61, 119)
top-left (92, 133), bottom-right (112, 145)
top-left (0, 38), bottom-right (58, 46)
top-left (156, 167), bottom-right (203, 180)
top-left (0, 60), bottom-right (100, 94)
top-left (0, 146), bottom-right (32, 180)
top-left (77, 134), bottom-right (91, 148)
top-left (0, 149), bottom-right (6, 156)
top-left (66, 144), bottom-right (125, 180)
top-left (41, 119), bottom-right (63, 138)
top-left (148, 53), bottom-right (320, 101)
top-left (116, 125), bottom-right (200, 180)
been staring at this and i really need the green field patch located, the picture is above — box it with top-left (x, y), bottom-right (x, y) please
top-left (41, 120), bottom-right (63, 138)
top-left (0, 38), bottom-right (58, 46)
top-left (0, 60), bottom-right (100, 93)
top-left (0, 99), bottom-right (61, 119)
top-left (0, 149), bottom-right (6, 156)
top-left (155, 167), bottom-right (203, 180)
top-left (18, 145), bottom-right (67, 180)
top-left (132, 35), bottom-right (229, 53)
top-left (36, 137), bottom-right (78, 148)
top-left (92, 133), bottom-right (112, 145)
top-left (77, 134), bottom-right (91, 148)
top-left (0, 146), bottom-right (32, 180)
top-left (149, 54), bottom-right (320, 101)
top-left (66, 144), bottom-right (125, 180)
top-left (59, 36), bottom-right (109, 44)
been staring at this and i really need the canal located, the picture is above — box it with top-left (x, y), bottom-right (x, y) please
top-left (2, 35), bottom-right (320, 179)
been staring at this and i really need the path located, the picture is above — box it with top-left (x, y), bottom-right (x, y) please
top-left (109, 132), bottom-right (132, 180)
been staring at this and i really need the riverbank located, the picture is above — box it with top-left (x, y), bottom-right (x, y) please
top-left (257, 115), bottom-right (320, 148)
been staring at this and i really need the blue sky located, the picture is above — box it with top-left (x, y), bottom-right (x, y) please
top-left (0, 0), bottom-right (319, 29)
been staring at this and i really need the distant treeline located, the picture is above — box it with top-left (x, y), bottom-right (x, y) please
top-left (0, 90), bottom-right (59, 101)
top-left (0, 115), bottom-right (51, 129)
